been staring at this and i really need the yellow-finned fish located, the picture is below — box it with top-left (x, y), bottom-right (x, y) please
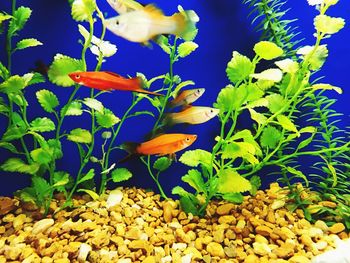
top-left (122, 133), bottom-right (197, 158)
top-left (106, 0), bottom-right (143, 14)
top-left (168, 88), bottom-right (205, 109)
top-left (164, 106), bottom-right (219, 125)
top-left (105, 4), bottom-right (199, 44)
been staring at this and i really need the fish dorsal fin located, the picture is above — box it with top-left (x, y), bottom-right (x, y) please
top-left (144, 4), bottom-right (164, 17)
top-left (105, 71), bottom-right (122, 78)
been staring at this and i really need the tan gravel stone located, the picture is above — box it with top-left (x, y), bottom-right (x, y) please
top-left (244, 254), bottom-right (259, 263)
top-left (289, 255), bottom-right (311, 263)
top-left (32, 218), bottom-right (54, 235)
top-left (256, 225), bottom-right (273, 237)
top-left (329, 223), bottom-right (345, 234)
top-left (184, 246), bottom-right (202, 260)
top-left (207, 242), bottom-right (226, 258)
top-left (216, 203), bottom-right (235, 215)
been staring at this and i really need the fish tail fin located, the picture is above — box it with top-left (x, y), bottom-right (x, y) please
top-left (161, 113), bottom-right (174, 127)
top-left (135, 77), bottom-right (163, 96)
top-left (172, 9), bottom-right (199, 41)
top-left (118, 142), bottom-right (139, 163)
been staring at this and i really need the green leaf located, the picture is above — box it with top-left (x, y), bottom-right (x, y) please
top-left (277, 115), bottom-right (298, 133)
top-left (0, 13), bottom-right (12, 26)
top-left (221, 193), bottom-right (243, 203)
top-left (251, 68), bottom-right (283, 82)
top-left (179, 195), bottom-right (201, 216)
top-left (297, 132), bottom-right (316, 150)
top-left (8, 6), bottom-right (32, 36)
top-left (83, 98), bottom-right (104, 113)
top-left (111, 168), bottom-right (132, 183)
top-left (248, 108), bottom-right (267, 125)
top-left (1, 158), bottom-right (40, 175)
top-left (67, 128), bottom-right (92, 144)
top-left (36, 89), bottom-right (59, 113)
top-left (275, 59), bottom-right (299, 74)
top-left (156, 35), bottom-right (171, 54)
top-left (48, 54), bottom-right (84, 87)
top-left (179, 149), bottom-right (212, 169)
top-left (311, 83), bottom-right (342, 94)
top-left (181, 169), bottom-right (205, 193)
top-left (48, 139), bottom-right (63, 160)
top-left (71, 0), bottom-right (96, 22)
top-left (32, 176), bottom-right (50, 199)
top-left (62, 101), bottom-right (83, 116)
top-left (30, 148), bottom-right (52, 164)
top-left (77, 189), bottom-right (99, 200)
top-left (284, 166), bottom-right (309, 187)
top-left (29, 117), bottom-right (55, 132)
top-left (77, 168), bottom-right (95, 184)
top-left (27, 73), bottom-right (46, 86)
top-left (172, 80), bottom-right (195, 97)
top-left (226, 51), bottom-right (253, 84)
top-left (266, 94), bottom-right (286, 114)
top-left (245, 83), bottom-right (264, 102)
top-left (297, 45), bottom-right (328, 71)
top-left (0, 142), bottom-right (18, 153)
top-left (217, 169), bottom-right (251, 193)
top-left (0, 61), bottom-right (9, 80)
top-left (249, 175), bottom-right (261, 196)
top-left (153, 157), bottom-right (172, 172)
top-left (15, 38), bottom-right (42, 50)
top-left (260, 126), bottom-right (282, 149)
top-left (2, 126), bottom-right (26, 141)
top-left (253, 41), bottom-right (283, 60)
top-left (52, 172), bottom-right (70, 188)
top-left (96, 109), bottom-right (120, 128)
top-left (214, 85), bottom-right (242, 112)
top-left (0, 75), bottom-right (25, 94)
top-left (314, 15), bottom-right (345, 35)
top-left (177, 41), bottom-right (198, 58)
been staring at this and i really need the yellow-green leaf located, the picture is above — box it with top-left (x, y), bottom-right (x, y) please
top-left (226, 51), bottom-right (254, 84)
top-left (248, 108), bottom-right (267, 125)
top-left (311, 83), bottom-right (342, 94)
top-left (77, 189), bottom-right (99, 200)
top-left (277, 115), bottom-right (298, 133)
top-left (177, 41), bottom-right (198, 58)
top-left (314, 15), bottom-right (345, 35)
top-left (250, 68), bottom-right (283, 82)
top-left (71, 0), bottom-right (96, 22)
top-left (67, 128), bottom-right (92, 144)
top-left (16, 38), bottom-right (42, 50)
top-left (275, 59), bottom-right (299, 74)
top-left (217, 169), bottom-right (251, 193)
top-left (253, 41), bottom-right (283, 60)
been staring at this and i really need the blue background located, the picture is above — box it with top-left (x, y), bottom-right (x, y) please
top-left (0, 0), bottom-right (349, 196)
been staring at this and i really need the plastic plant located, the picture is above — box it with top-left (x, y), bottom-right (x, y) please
top-left (173, 0), bottom-right (349, 216)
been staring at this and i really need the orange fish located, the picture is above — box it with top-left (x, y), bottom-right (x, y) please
top-left (122, 133), bottom-right (197, 157)
top-left (168, 88), bottom-right (205, 108)
top-left (68, 71), bottom-right (162, 96)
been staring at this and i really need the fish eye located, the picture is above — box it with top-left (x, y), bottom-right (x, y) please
top-left (185, 137), bottom-right (191, 142)
top-left (116, 20), bottom-right (119, 25)
top-left (75, 74), bottom-right (81, 79)
top-left (210, 109), bottom-right (214, 113)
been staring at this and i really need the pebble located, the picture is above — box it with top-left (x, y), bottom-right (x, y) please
top-left (256, 225), bottom-right (273, 236)
top-left (31, 219), bottom-right (54, 235)
top-left (253, 242), bottom-right (272, 256)
top-left (106, 188), bottom-right (123, 209)
top-left (77, 243), bottom-right (91, 263)
top-left (329, 223), bottom-right (345, 234)
top-left (216, 203), bottom-right (235, 215)
top-left (206, 242), bottom-right (226, 257)
top-left (271, 200), bottom-right (286, 210)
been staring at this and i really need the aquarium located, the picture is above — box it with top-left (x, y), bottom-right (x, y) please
top-left (0, 0), bottom-right (349, 262)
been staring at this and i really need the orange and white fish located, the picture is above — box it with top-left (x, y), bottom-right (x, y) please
top-left (168, 88), bottom-right (205, 108)
top-left (68, 71), bottom-right (162, 96)
top-left (122, 133), bottom-right (197, 157)
top-left (164, 106), bottom-right (219, 125)
top-left (106, 0), bottom-right (143, 14)
top-left (105, 4), bottom-right (199, 44)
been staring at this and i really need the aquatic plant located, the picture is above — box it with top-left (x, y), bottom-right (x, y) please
top-left (173, 0), bottom-right (349, 216)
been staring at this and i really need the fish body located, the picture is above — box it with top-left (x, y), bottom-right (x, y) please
top-left (123, 133), bottom-right (197, 156)
top-left (68, 71), bottom-right (162, 96)
top-left (168, 88), bottom-right (205, 108)
top-left (106, 0), bottom-right (143, 14)
top-left (164, 106), bottom-right (219, 125)
top-left (105, 4), bottom-right (198, 43)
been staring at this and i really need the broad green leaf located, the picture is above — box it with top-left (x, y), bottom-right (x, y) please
top-left (284, 166), bottom-right (309, 187)
top-left (251, 68), bottom-right (283, 82)
top-left (297, 133), bottom-right (316, 150)
top-left (179, 149), bottom-right (212, 169)
top-left (248, 108), bottom-right (267, 125)
top-left (266, 94), bottom-right (286, 114)
top-left (8, 93), bottom-right (27, 107)
top-left (226, 51), bottom-right (253, 84)
top-left (249, 175), bottom-right (261, 196)
top-left (217, 169), bottom-right (251, 193)
top-left (214, 85), bottom-right (241, 112)
top-left (314, 15), bottom-right (345, 35)
top-left (177, 41), bottom-right (198, 58)
top-left (260, 126), bottom-right (282, 149)
top-left (256, 79), bottom-right (275, 91)
top-left (222, 142), bottom-right (255, 160)
top-left (311, 83), bottom-right (342, 94)
top-left (96, 109), bottom-right (120, 128)
top-left (297, 45), bottom-right (328, 71)
top-left (111, 168), bottom-right (132, 183)
top-left (2, 126), bottom-right (26, 141)
top-left (277, 115), bottom-right (298, 133)
top-left (0, 75), bottom-right (25, 94)
top-left (77, 189), bottom-right (99, 200)
top-left (8, 6), bottom-right (31, 36)
top-left (156, 35), bottom-right (171, 54)
top-left (245, 83), bottom-right (265, 102)
top-left (52, 172), bottom-right (70, 188)
top-left (48, 54), bottom-right (84, 87)
top-left (0, 142), bottom-right (18, 153)
top-left (179, 195), bottom-right (200, 215)
top-left (83, 98), bottom-right (104, 113)
top-left (253, 41), bottom-right (283, 60)
top-left (221, 193), bottom-right (243, 203)
top-left (77, 168), bottom-right (95, 184)
top-left (71, 0), bottom-right (96, 22)
top-left (36, 89), bottom-right (59, 113)
top-left (0, 13), bottom-right (12, 26)
top-left (30, 148), bottom-right (52, 164)
top-left (1, 158), bottom-right (39, 175)
top-left (32, 176), bottom-right (50, 197)
top-left (153, 157), bottom-right (172, 172)
top-left (15, 38), bottom-right (42, 50)
top-left (48, 139), bottom-right (63, 159)
top-left (181, 169), bottom-right (205, 193)
top-left (246, 98), bottom-right (269, 109)
top-left (275, 59), bottom-right (299, 74)
top-left (29, 117), bottom-right (55, 132)
top-left (27, 72), bottom-right (45, 86)
top-left (172, 186), bottom-right (190, 197)
top-left (67, 128), bottom-right (92, 144)
top-left (61, 101), bottom-right (83, 116)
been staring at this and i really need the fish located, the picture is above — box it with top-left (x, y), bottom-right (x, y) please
top-left (106, 0), bottom-right (143, 14)
top-left (105, 4), bottom-right (199, 44)
top-left (167, 88), bottom-right (205, 108)
top-left (122, 133), bottom-right (197, 158)
top-left (163, 106), bottom-right (219, 125)
top-left (68, 71), bottom-right (162, 96)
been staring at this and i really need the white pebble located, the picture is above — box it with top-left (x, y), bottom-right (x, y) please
top-left (78, 243), bottom-right (92, 263)
top-left (106, 189), bottom-right (123, 209)
top-left (181, 253), bottom-right (193, 263)
top-left (31, 219), bottom-right (54, 235)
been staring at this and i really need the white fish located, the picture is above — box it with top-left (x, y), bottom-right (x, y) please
top-left (311, 238), bottom-right (350, 263)
top-left (105, 4), bottom-right (198, 44)
top-left (106, 0), bottom-right (143, 14)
